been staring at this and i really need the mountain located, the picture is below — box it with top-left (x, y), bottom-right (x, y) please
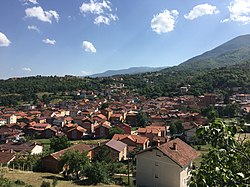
top-left (89, 66), bottom-right (166, 78)
top-left (177, 34), bottom-right (250, 70)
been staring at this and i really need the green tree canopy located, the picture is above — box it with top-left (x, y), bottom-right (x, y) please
top-left (108, 126), bottom-right (124, 139)
top-left (50, 136), bottom-right (71, 152)
top-left (137, 111), bottom-right (148, 127)
top-left (59, 150), bottom-right (89, 180)
top-left (190, 120), bottom-right (250, 187)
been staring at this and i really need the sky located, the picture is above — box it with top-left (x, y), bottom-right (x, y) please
top-left (0, 0), bottom-right (250, 79)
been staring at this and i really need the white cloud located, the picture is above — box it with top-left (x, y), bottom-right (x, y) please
top-left (22, 0), bottom-right (38, 5)
top-left (81, 70), bottom-right (92, 76)
top-left (42, 38), bottom-right (56, 45)
top-left (94, 14), bottom-right (118, 25)
top-left (80, 0), bottom-right (111, 15)
top-left (0, 32), bottom-right (11, 47)
top-left (82, 41), bottom-right (96, 53)
top-left (25, 6), bottom-right (59, 23)
top-left (27, 25), bottom-right (40, 32)
top-left (222, 0), bottom-right (250, 24)
top-left (151, 9), bottom-right (179, 34)
top-left (22, 67), bottom-right (32, 72)
top-left (80, 0), bottom-right (118, 25)
top-left (184, 4), bottom-right (219, 20)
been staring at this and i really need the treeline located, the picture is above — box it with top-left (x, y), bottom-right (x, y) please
top-left (0, 76), bottom-right (101, 94)
top-left (0, 62), bottom-right (249, 106)
top-left (0, 76), bottom-right (103, 106)
top-left (119, 61), bottom-right (250, 98)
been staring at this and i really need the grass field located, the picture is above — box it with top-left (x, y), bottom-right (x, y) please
top-left (3, 169), bottom-right (122, 187)
top-left (33, 138), bottom-right (109, 148)
top-left (193, 144), bottom-right (210, 167)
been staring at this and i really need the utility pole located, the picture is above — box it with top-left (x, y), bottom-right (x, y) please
top-left (128, 157), bottom-right (130, 186)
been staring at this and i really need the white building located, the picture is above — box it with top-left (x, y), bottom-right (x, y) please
top-left (136, 138), bottom-right (200, 187)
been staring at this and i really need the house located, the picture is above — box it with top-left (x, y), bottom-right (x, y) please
top-left (0, 118), bottom-right (7, 126)
top-left (1, 114), bottom-right (17, 124)
top-left (0, 150), bottom-right (15, 166)
top-left (41, 126), bottom-right (60, 139)
top-left (101, 108), bottom-right (113, 121)
top-left (7, 122), bottom-right (27, 130)
top-left (182, 122), bottom-right (200, 143)
top-left (0, 141), bottom-right (43, 155)
top-left (41, 143), bottom-right (94, 173)
top-left (110, 113), bottom-right (123, 123)
top-left (94, 139), bottom-right (127, 161)
top-left (94, 121), bottom-right (110, 138)
top-left (136, 138), bottom-right (200, 187)
top-left (112, 134), bottom-right (149, 152)
top-left (137, 126), bottom-right (167, 144)
top-left (67, 126), bottom-right (87, 140)
top-left (115, 123), bottom-right (131, 134)
top-left (0, 127), bottom-right (23, 142)
top-left (81, 118), bottom-right (95, 134)
top-left (125, 113), bottom-right (138, 127)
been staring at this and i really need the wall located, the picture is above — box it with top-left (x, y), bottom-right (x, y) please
top-left (136, 149), bottom-right (188, 187)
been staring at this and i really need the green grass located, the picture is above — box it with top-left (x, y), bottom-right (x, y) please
top-left (70, 139), bottom-right (109, 145)
top-left (32, 139), bottom-right (51, 151)
top-left (36, 92), bottom-right (53, 99)
top-left (3, 170), bottom-right (121, 187)
top-left (193, 144), bottom-right (211, 167)
top-left (32, 138), bottom-right (109, 151)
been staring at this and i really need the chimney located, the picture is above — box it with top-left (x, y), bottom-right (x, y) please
top-left (173, 142), bottom-right (177, 150)
top-left (157, 140), bottom-right (160, 146)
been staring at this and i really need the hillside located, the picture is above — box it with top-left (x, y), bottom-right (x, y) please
top-left (89, 66), bottom-right (166, 77)
top-left (177, 34), bottom-right (250, 70)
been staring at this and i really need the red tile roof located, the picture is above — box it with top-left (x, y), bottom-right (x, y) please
top-left (157, 138), bottom-right (200, 167)
top-left (137, 138), bottom-right (199, 168)
top-left (51, 143), bottom-right (94, 160)
top-left (113, 134), bottom-right (148, 144)
top-left (0, 151), bottom-right (15, 164)
top-left (105, 139), bottom-right (126, 152)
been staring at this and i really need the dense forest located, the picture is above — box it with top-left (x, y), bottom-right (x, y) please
top-left (120, 61), bottom-right (250, 98)
top-left (0, 61), bottom-right (249, 106)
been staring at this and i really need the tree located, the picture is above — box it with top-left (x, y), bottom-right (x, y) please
top-left (189, 120), bottom-right (250, 187)
top-left (100, 102), bottom-right (109, 110)
top-left (108, 126), bottom-right (124, 139)
top-left (59, 150), bottom-right (89, 180)
top-left (175, 120), bottom-right (183, 134)
top-left (40, 181), bottom-right (50, 187)
top-left (201, 106), bottom-right (218, 122)
top-left (137, 111), bottom-right (148, 127)
top-left (86, 161), bottom-right (111, 184)
top-left (50, 136), bottom-right (71, 152)
top-left (93, 146), bottom-right (112, 163)
top-left (169, 123), bottom-right (177, 135)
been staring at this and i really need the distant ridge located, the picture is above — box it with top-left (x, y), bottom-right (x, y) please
top-left (89, 66), bottom-right (166, 78)
top-left (176, 34), bottom-right (250, 70)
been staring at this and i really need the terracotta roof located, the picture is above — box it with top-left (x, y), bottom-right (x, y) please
top-left (157, 138), bottom-right (200, 167)
top-left (67, 126), bottom-right (87, 133)
top-left (0, 142), bottom-right (42, 153)
top-left (105, 139), bottom-right (126, 152)
top-left (113, 134), bottom-right (148, 144)
top-left (0, 151), bottom-right (15, 164)
top-left (51, 143), bottom-right (94, 160)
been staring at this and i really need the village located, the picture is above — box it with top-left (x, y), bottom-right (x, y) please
top-left (0, 83), bottom-right (250, 187)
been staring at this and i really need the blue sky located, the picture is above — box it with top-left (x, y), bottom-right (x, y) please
top-left (0, 0), bottom-right (250, 79)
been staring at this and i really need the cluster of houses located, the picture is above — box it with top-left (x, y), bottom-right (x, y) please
top-left (0, 88), bottom-right (249, 187)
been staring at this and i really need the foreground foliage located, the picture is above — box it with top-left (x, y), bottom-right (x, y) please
top-left (190, 120), bottom-right (250, 187)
